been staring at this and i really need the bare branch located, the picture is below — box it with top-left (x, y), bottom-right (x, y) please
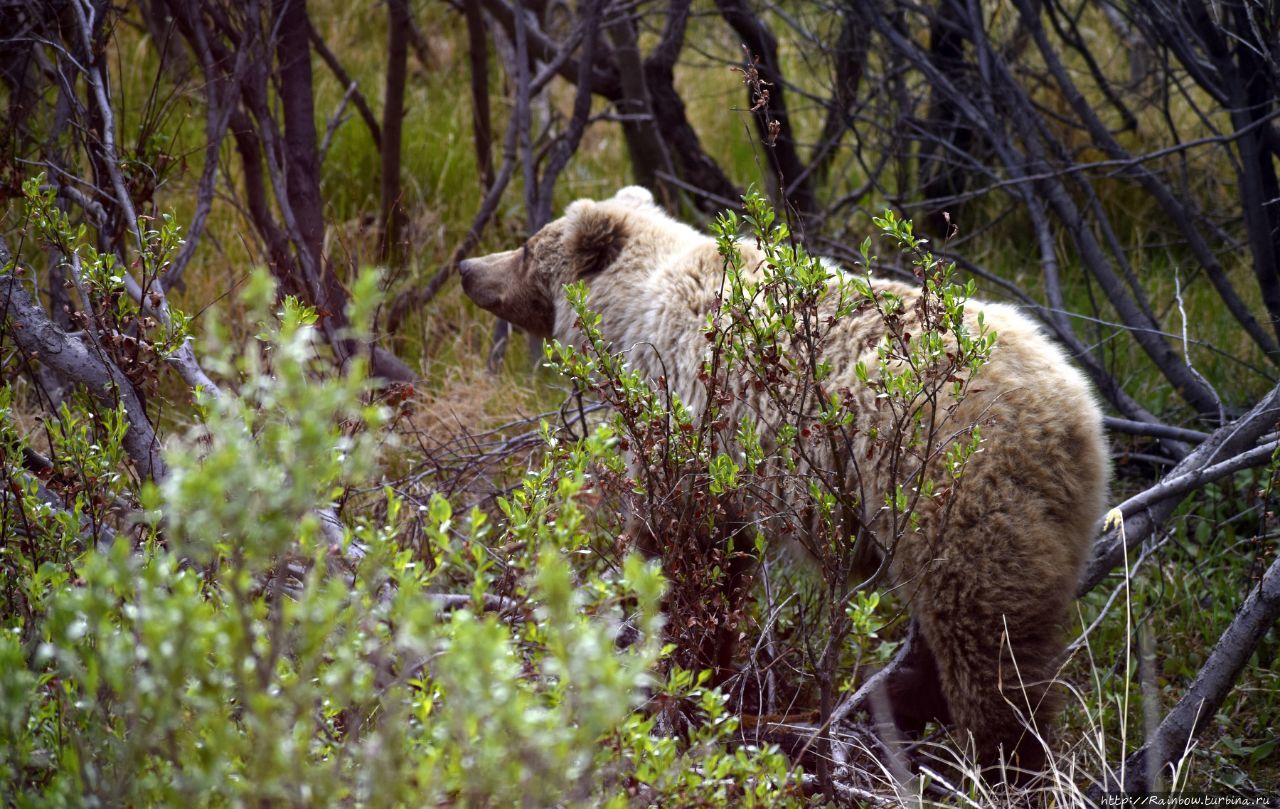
top-left (318, 80), bottom-right (359, 164)
top-left (1104, 416), bottom-right (1209, 445)
top-left (162, 0), bottom-right (251, 293)
top-left (605, 8), bottom-right (678, 207)
top-left (1012, 0), bottom-right (1280, 361)
top-left (716, 0), bottom-right (814, 213)
top-left (533, 0), bottom-right (604, 225)
top-left (1095, 552), bottom-right (1280, 793)
top-left (479, 0), bottom-right (622, 100)
top-left (1, 253), bottom-right (165, 481)
top-left (307, 18), bottom-right (382, 150)
top-left (642, 0), bottom-right (741, 212)
top-left (850, 0), bottom-right (1227, 419)
top-left (1080, 381), bottom-right (1280, 595)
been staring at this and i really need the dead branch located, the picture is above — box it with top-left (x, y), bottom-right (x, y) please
top-left (1104, 416), bottom-right (1210, 445)
top-left (70, 0), bottom-right (219, 395)
top-left (307, 18), bottom-right (382, 151)
top-left (848, 0), bottom-right (1244, 419)
top-left (1127, 1), bottom-right (1280, 341)
top-left (604, 6), bottom-right (678, 208)
top-left (532, 0), bottom-right (603, 225)
top-left (715, 0), bottom-right (814, 214)
top-left (318, 80), bottom-right (359, 164)
top-left (1, 245), bottom-right (164, 481)
top-left (479, 0), bottom-right (622, 101)
top-left (386, 114), bottom-right (521, 331)
top-left (1093, 552), bottom-right (1280, 793)
top-left (164, 0), bottom-right (415, 383)
top-left (1012, 0), bottom-right (1280, 363)
top-left (1118, 438), bottom-right (1280, 517)
top-left (162, 0), bottom-right (251, 293)
top-left (390, 0), bottom-right (595, 330)
top-left (643, 0), bottom-right (741, 213)
top-left (1080, 381), bottom-right (1280, 596)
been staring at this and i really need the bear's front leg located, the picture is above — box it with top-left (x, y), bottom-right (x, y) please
top-left (833, 619), bottom-right (950, 737)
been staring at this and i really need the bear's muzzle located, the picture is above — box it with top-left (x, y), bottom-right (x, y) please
top-left (458, 257), bottom-right (497, 310)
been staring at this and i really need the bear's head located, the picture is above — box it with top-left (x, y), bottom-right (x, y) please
top-left (459, 186), bottom-right (665, 338)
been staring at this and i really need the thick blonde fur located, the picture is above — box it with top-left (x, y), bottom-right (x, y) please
top-left (460, 187), bottom-right (1110, 773)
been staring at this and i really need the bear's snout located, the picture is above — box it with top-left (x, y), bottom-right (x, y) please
top-left (458, 258), bottom-right (491, 304)
top-left (458, 253), bottom-right (515, 319)
top-left (457, 258), bottom-right (479, 278)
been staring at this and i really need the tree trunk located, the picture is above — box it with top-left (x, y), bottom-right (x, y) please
top-left (464, 0), bottom-right (494, 191)
top-left (606, 13), bottom-right (678, 210)
top-left (643, 0), bottom-right (740, 212)
top-left (274, 0), bottom-right (326, 278)
top-left (380, 0), bottom-right (410, 267)
top-left (715, 0), bottom-right (814, 215)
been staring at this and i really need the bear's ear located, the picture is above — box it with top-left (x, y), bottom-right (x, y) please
top-left (564, 202), bottom-right (630, 278)
top-left (613, 186), bottom-right (655, 207)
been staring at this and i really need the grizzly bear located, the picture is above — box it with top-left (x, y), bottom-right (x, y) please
top-left (459, 186), bottom-right (1109, 778)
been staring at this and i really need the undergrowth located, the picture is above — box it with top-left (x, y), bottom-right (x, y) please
top-left (2, 1), bottom-right (1278, 802)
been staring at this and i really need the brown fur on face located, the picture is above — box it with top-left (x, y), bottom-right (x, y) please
top-left (457, 235), bottom-right (559, 338)
top-left (458, 204), bottom-right (630, 337)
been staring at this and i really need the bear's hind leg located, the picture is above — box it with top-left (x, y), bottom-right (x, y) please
top-left (915, 595), bottom-right (1067, 783)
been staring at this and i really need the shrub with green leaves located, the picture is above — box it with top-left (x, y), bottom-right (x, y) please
top-left (0, 249), bottom-right (805, 805)
top-left (19, 175), bottom-right (194, 383)
top-left (5, 188), bottom-right (997, 804)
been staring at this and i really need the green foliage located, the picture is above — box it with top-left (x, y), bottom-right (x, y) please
top-left (5, 1), bottom-right (1279, 796)
top-left (614, 671), bottom-right (799, 807)
top-left (0, 387), bottom-right (131, 630)
top-left (18, 174), bottom-right (194, 380)
top-left (0, 266), bottom-right (808, 806)
top-left (1070, 466), bottom-right (1280, 794)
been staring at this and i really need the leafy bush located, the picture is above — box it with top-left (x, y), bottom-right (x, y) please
top-left (0, 262), bottom-right (800, 806)
top-left (2, 186), bottom-right (999, 804)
